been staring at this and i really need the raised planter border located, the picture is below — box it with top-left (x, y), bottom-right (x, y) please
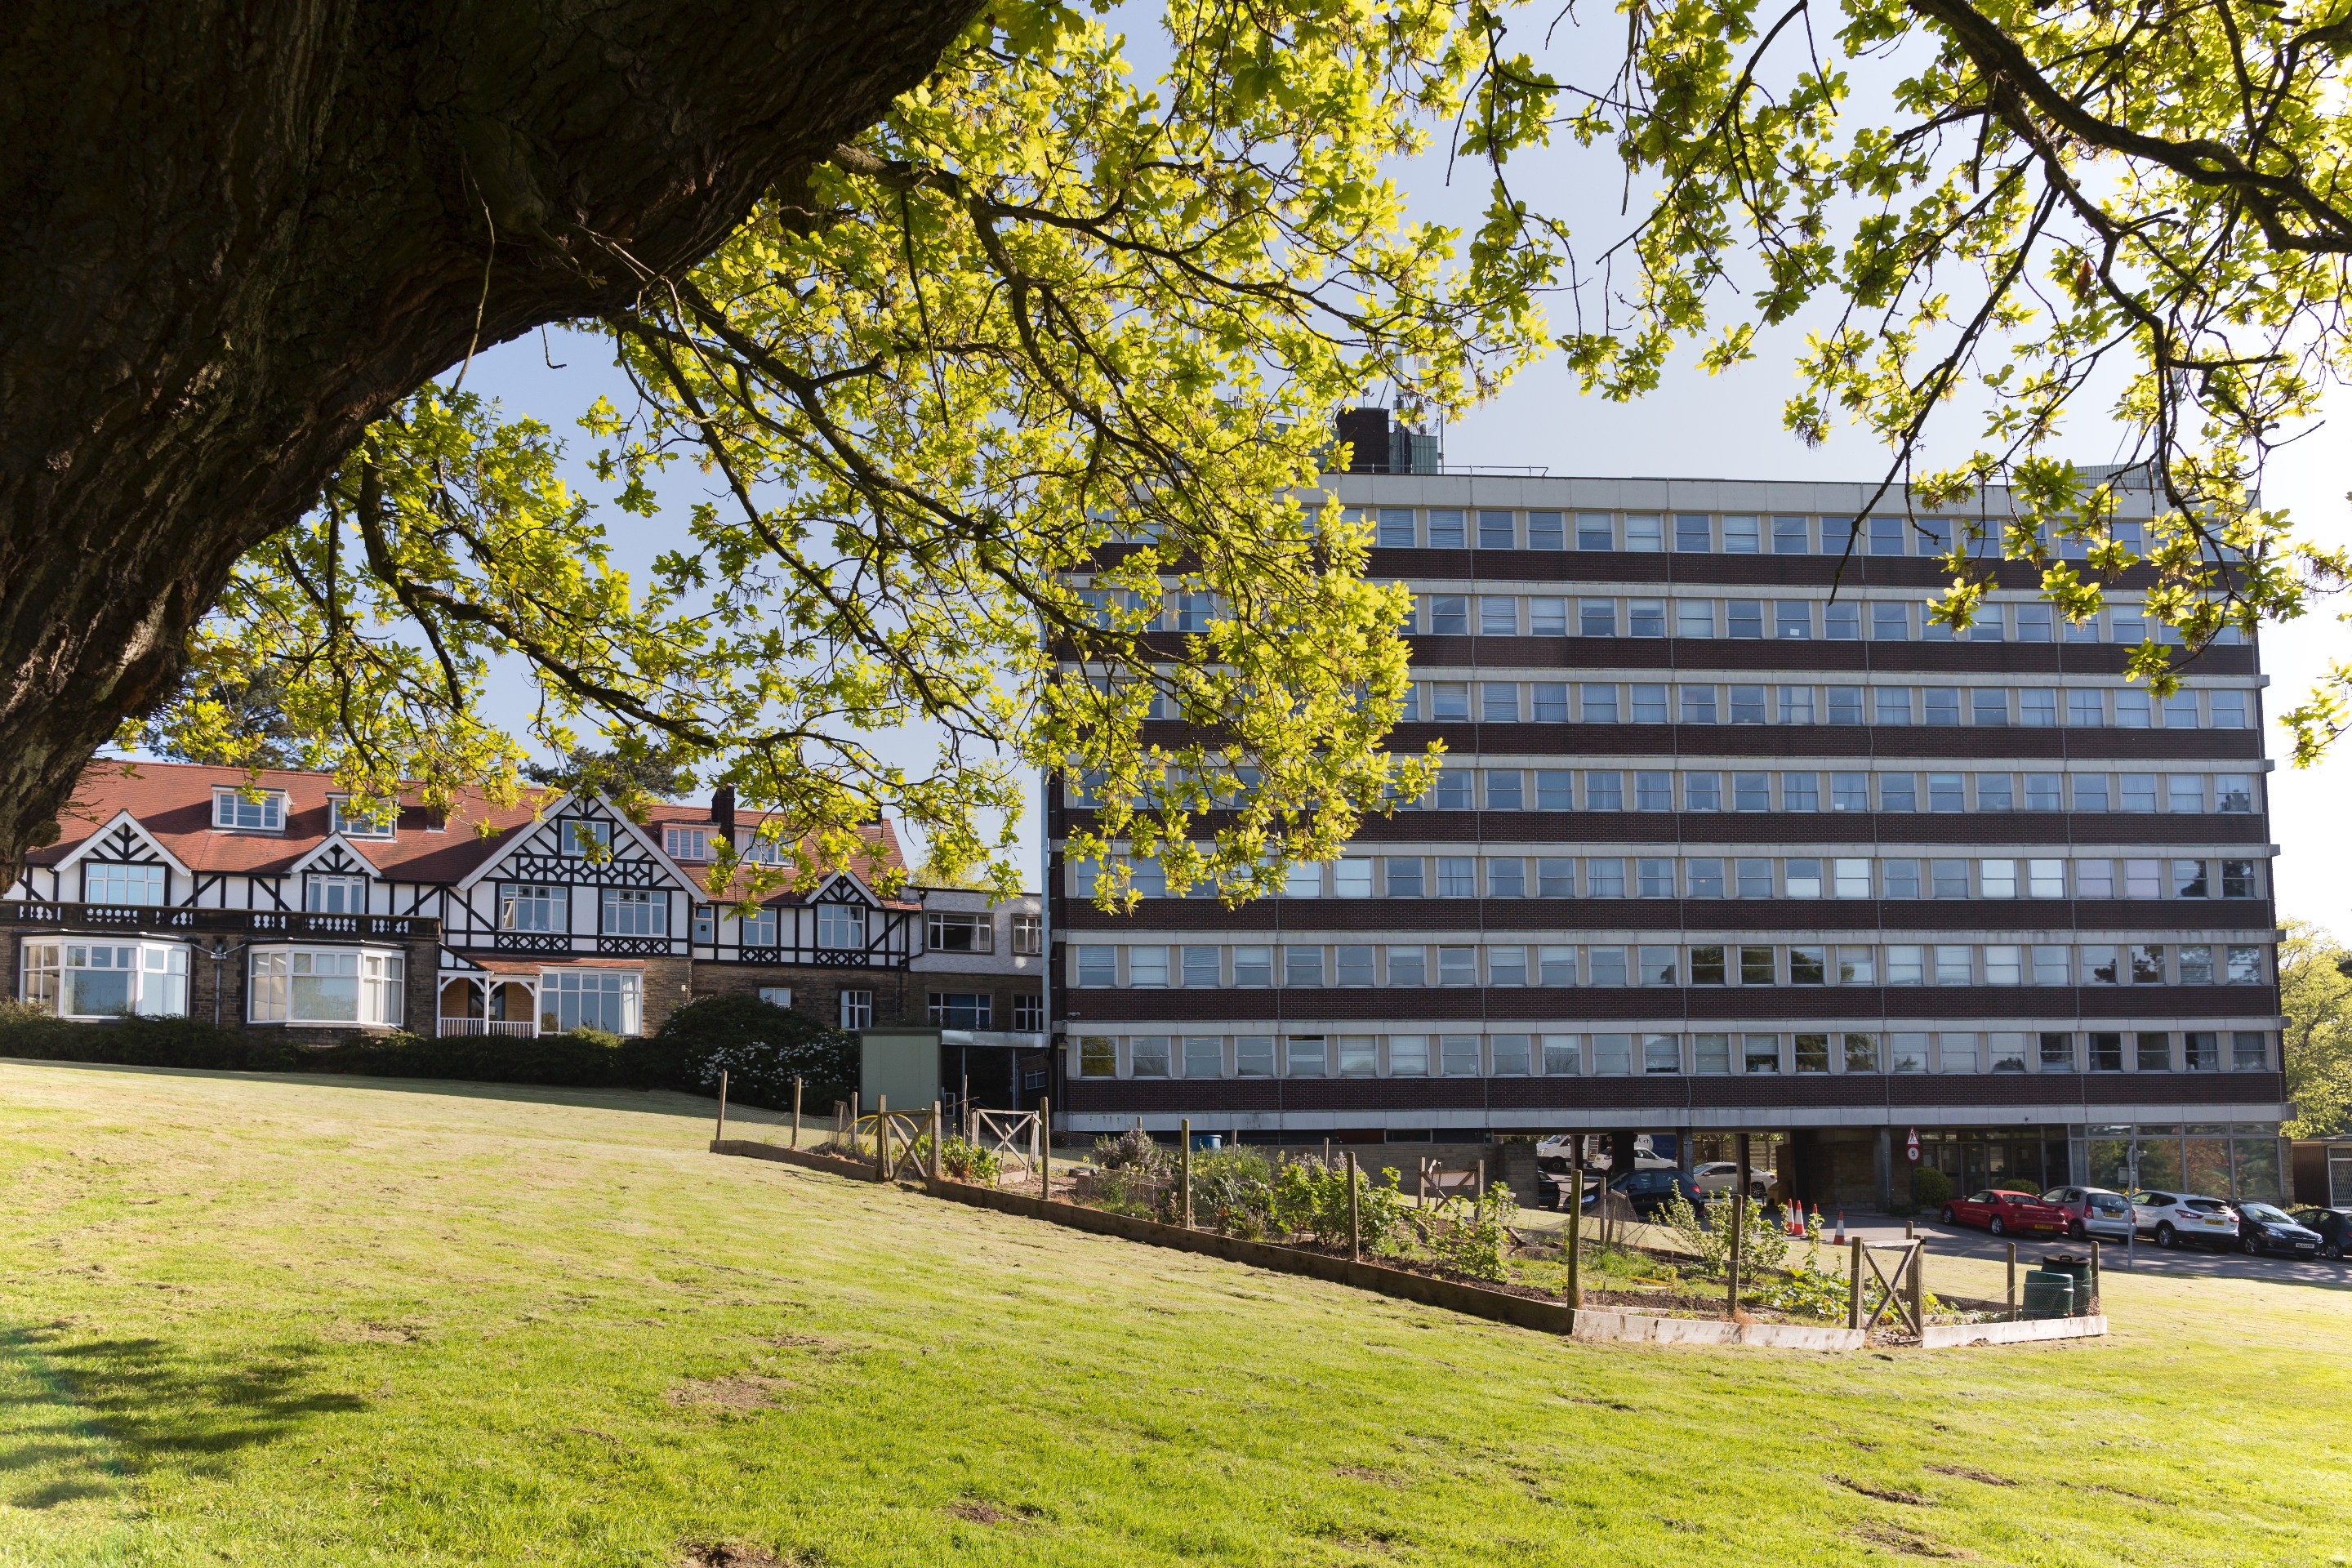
top-left (706, 1143), bottom-right (2097, 1352)
top-left (1922, 1314), bottom-right (2109, 1348)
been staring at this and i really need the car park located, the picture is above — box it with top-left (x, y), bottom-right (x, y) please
top-left (1690, 1160), bottom-right (1774, 1197)
top-left (2039, 1186), bottom-right (2136, 1243)
top-left (1941, 1188), bottom-right (2071, 1237)
top-left (2287, 1207), bottom-right (2352, 1261)
top-left (1588, 1167), bottom-right (1708, 1218)
top-left (2128, 1191), bottom-right (2240, 1250)
top-left (2229, 1201), bottom-right (2322, 1258)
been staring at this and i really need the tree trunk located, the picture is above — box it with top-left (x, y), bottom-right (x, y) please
top-left (0, 0), bottom-right (980, 884)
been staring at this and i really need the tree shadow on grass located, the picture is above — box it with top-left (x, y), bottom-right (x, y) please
top-left (0, 1054), bottom-right (787, 1125)
top-left (0, 1325), bottom-right (365, 1508)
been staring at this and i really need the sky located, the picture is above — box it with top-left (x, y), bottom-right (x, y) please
top-left (438, 16), bottom-right (2352, 926)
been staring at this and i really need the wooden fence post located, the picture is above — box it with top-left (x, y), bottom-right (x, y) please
top-left (2089, 1240), bottom-right (2102, 1312)
top-left (875, 1094), bottom-right (889, 1181)
top-left (2006, 1241), bottom-right (2018, 1321)
top-left (1038, 1095), bottom-right (1051, 1200)
top-left (790, 1076), bottom-right (803, 1150)
top-left (1846, 1236), bottom-right (1864, 1330)
top-left (930, 1101), bottom-right (944, 1182)
top-left (1346, 1151), bottom-right (1361, 1260)
top-left (1566, 1134), bottom-right (1584, 1309)
top-left (715, 1070), bottom-right (728, 1145)
top-left (1181, 1118), bottom-right (1193, 1231)
top-left (1907, 1240), bottom-right (1925, 1336)
top-left (1475, 1158), bottom-right (1486, 1206)
top-left (1729, 1132), bottom-right (1749, 1318)
top-left (849, 1091), bottom-right (860, 1158)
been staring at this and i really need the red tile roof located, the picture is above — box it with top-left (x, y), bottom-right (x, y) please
top-left (29, 759), bottom-right (913, 903)
top-left (637, 801), bottom-right (915, 908)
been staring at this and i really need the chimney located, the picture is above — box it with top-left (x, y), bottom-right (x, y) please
top-left (1334, 407), bottom-right (1390, 474)
top-left (710, 785), bottom-right (736, 840)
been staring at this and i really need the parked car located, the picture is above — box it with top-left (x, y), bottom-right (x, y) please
top-left (1941, 1189), bottom-right (2071, 1237)
top-left (2127, 1191), bottom-right (2241, 1250)
top-left (2288, 1207), bottom-right (2352, 1261)
top-left (1588, 1167), bottom-right (1708, 1218)
top-left (2228, 1200), bottom-right (2322, 1258)
top-left (1690, 1160), bottom-right (1775, 1197)
top-left (2039, 1186), bottom-right (2136, 1243)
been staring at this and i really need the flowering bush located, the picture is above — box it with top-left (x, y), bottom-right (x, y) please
top-left (657, 992), bottom-right (855, 1111)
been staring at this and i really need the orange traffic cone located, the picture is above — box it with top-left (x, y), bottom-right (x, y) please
top-left (1833, 1210), bottom-right (1847, 1245)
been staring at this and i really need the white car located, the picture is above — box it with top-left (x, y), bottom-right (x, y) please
top-left (2127, 1190), bottom-right (2240, 1250)
top-left (1691, 1160), bottom-right (1775, 1197)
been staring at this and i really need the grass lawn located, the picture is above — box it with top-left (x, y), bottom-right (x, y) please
top-left (1, 1062), bottom-right (2346, 1567)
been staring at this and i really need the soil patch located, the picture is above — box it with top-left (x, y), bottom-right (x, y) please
top-left (1830, 1475), bottom-right (1935, 1506)
top-left (1333, 1465), bottom-right (1408, 1488)
top-left (1849, 1520), bottom-right (1974, 1558)
top-left (944, 1499), bottom-right (1039, 1525)
top-left (1927, 1463), bottom-right (2016, 1486)
top-left (667, 1375), bottom-right (791, 1410)
top-left (679, 1543), bottom-right (788, 1566)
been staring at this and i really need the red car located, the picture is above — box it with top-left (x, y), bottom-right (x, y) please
top-left (1942, 1189), bottom-right (2070, 1237)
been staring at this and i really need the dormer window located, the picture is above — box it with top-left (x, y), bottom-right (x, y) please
top-left (83, 862), bottom-right (167, 906)
top-left (744, 837), bottom-right (782, 865)
top-left (331, 799), bottom-right (394, 839)
top-left (212, 788), bottom-right (284, 832)
top-left (561, 819), bottom-right (612, 857)
top-left (305, 874), bottom-right (369, 915)
top-left (665, 826), bottom-right (716, 861)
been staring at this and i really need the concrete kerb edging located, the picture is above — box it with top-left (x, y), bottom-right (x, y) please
top-left (705, 1143), bottom-right (2102, 1352)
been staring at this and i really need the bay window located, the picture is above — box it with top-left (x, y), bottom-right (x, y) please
top-left (539, 969), bottom-right (639, 1035)
top-left (249, 947), bottom-right (403, 1025)
top-left (20, 941), bottom-right (189, 1018)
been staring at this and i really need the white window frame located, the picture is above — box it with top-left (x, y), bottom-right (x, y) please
top-left (740, 906), bottom-right (778, 947)
top-left (600, 888), bottom-right (667, 937)
top-left (20, 939), bottom-right (189, 1019)
top-left (840, 989), bottom-right (875, 1029)
top-left (212, 787), bottom-right (285, 832)
top-left (498, 883), bottom-right (563, 933)
top-left (1010, 913), bottom-right (1045, 955)
top-left (817, 903), bottom-right (867, 950)
top-left (82, 862), bottom-right (167, 906)
top-left (664, 826), bottom-right (714, 861)
top-left (305, 873), bottom-right (369, 915)
top-left (926, 911), bottom-right (993, 953)
top-left (247, 944), bottom-right (403, 1026)
top-left (758, 987), bottom-right (794, 1008)
top-left (329, 798), bottom-right (395, 839)
top-left (537, 968), bottom-right (639, 1035)
top-left (561, 818), bottom-right (613, 858)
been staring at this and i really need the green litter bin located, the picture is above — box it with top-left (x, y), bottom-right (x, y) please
top-left (2040, 1253), bottom-right (2094, 1316)
top-left (2020, 1269), bottom-right (2075, 1321)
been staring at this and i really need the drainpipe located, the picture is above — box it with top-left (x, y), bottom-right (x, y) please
top-left (208, 937), bottom-right (251, 1028)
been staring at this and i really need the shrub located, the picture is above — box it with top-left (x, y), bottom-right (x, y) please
top-left (1091, 1125), bottom-right (1166, 1173)
top-left (1654, 1190), bottom-right (1791, 1279)
top-left (651, 992), bottom-right (857, 1111)
top-left (940, 1138), bottom-right (1000, 1183)
top-left (1268, 1157), bottom-right (1408, 1251)
top-left (302, 1028), bottom-right (625, 1086)
top-left (0, 1003), bottom-right (299, 1072)
top-left (1430, 1185), bottom-right (1517, 1283)
top-left (1910, 1166), bottom-right (1955, 1208)
top-left (1190, 1147), bottom-right (1276, 1236)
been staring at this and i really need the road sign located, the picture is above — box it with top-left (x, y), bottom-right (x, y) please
top-left (1905, 1127), bottom-right (1920, 1162)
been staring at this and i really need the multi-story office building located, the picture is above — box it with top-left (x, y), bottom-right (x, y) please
top-left (1050, 444), bottom-right (2290, 1209)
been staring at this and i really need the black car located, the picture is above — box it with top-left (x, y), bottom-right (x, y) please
top-left (2228, 1200), bottom-right (2323, 1258)
top-left (1585, 1167), bottom-right (1707, 1217)
top-left (2289, 1207), bottom-right (2352, 1262)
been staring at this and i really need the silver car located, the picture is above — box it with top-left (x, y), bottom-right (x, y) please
top-left (2039, 1185), bottom-right (2135, 1243)
top-left (2127, 1190), bottom-right (2241, 1250)
top-left (1690, 1160), bottom-right (1775, 1196)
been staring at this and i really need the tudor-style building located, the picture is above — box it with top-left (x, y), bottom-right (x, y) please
top-left (4, 761), bottom-right (1040, 1048)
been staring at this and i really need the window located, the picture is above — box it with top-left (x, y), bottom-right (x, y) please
top-left (1528, 512), bottom-right (1565, 550)
top-left (1223, 946), bottom-right (1267, 987)
top-left (2226, 945), bottom-right (2264, 983)
top-left (1530, 683), bottom-right (1569, 721)
top-left (1677, 600), bottom-right (1716, 637)
top-left (1724, 514), bottom-right (1761, 553)
top-left (2234, 1031), bottom-right (2269, 1071)
top-left (2020, 689), bottom-right (2056, 728)
top-left (1577, 512), bottom-right (1614, 550)
top-left (1004, 913), bottom-right (1044, 956)
top-left (1179, 1035), bottom-right (1221, 1077)
top-left (1972, 689), bottom-right (2010, 726)
top-left (1984, 945), bottom-right (2021, 984)
top-left (1732, 772), bottom-right (1769, 811)
top-left (1872, 602), bottom-right (1909, 639)
top-left (1935, 945), bottom-right (1973, 984)
top-left (664, 826), bottom-right (714, 860)
top-left (693, 905), bottom-right (715, 943)
top-left (1888, 1034), bottom-right (1928, 1072)
top-left (1579, 599), bottom-right (1618, 637)
top-left (1830, 773), bottom-right (1869, 813)
top-left (2073, 775), bottom-right (2111, 811)
top-left (212, 788), bottom-right (285, 831)
top-left (1794, 1034), bottom-right (1829, 1073)
top-left (1744, 1035), bottom-right (1781, 1073)
top-left (1079, 1036), bottom-right (1115, 1077)
top-left (1928, 774), bottom-right (1964, 813)
top-left (1780, 686), bottom-right (1815, 724)
top-left (305, 873), bottom-right (368, 915)
top-left (1441, 1035), bottom-right (1482, 1076)
top-left (1690, 946), bottom-right (1726, 984)
top-left (331, 799), bottom-right (394, 838)
top-left (1592, 1034), bottom-right (1633, 1075)
top-left (2025, 773), bottom-right (2062, 810)
top-left (1685, 772), bottom-right (1722, 811)
top-left (1839, 947), bottom-right (1876, 983)
top-left (817, 903), bottom-right (866, 949)
top-left (1875, 688), bottom-right (1913, 724)
top-left (1676, 514), bottom-right (1712, 551)
top-left (1786, 858), bottom-right (1823, 898)
top-left (1428, 510), bottom-right (1467, 548)
top-left (1124, 946), bottom-right (1167, 987)
top-left (929, 992), bottom-right (994, 1029)
top-left (1790, 946), bottom-right (1827, 984)
top-left (1925, 688), bottom-right (1961, 725)
top-left (1642, 1034), bottom-right (1681, 1074)
top-left (926, 911), bottom-right (993, 954)
top-left (1735, 859), bottom-right (1772, 898)
top-left (1434, 857), bottom-right (1476, 898)
top-left (1429, 595), bottom-right (1468, 634)
top-left (1727, 600), bottom-right (1763, 639)
top-left (1783, 773), bottom-right (1820, 812)
top-left (1940, 1034), bottom-right (1980, 1073)
top-left (2117, 689), bottom-right (2151, 728)
top-left (1437, 947), bottom-right (1477, 987)
top-left (499, 883), bottom-right (561, 932)
top-left (21, 940), bottom-right (189, 1019)
top-left (1730, 686), bottom-right (1766, 724)
top-left (2222, 859), bottom-right (2257, 898)
top-left (1632, 684), bottom-right (1668, 723)
top-left (2212, 690), bottom-right (2248, 728)
top-left (602, 889), bottom-right (666, 937)
top-left (1775, 601), bottom-right (1811, 639)
top-left (1828, 688), bottom-right (1863, 725)
top-left (1739, 946), bottom-right (1775, 985)
top-left (1481, 683), bottom-right (1520, 722)
top-left (1433, 771), bottom-right (1471, 809)
top-left (249, 947), bottom-right (403, 1027)
top-left (83, 862), bottom-right (166, 906)
top-left (2137, 1032), bottom-right (2171, 1071)
top-left (1386, 947), bottom-right (1427, 987)
top-left (1486, 858), bottom-right (1526, 898)
top-left (1537, 859), bottom-right (1575, 897)
top-left (1585, 770), bottom-right (1623, 808)
top-left (2216, 775), bottom-right (2254, 813)
top-left (1635, 772), bottom-right (1673, 810)
top-left (1589, 946), bottom-right (1628, 986)
top-left (1885, 861), bottom-right (1920, 898)
top-left (1431, 680), bottom-right (1469, 720)
top-left (1376, 508), bottom-right (1416, 546)
top-left (1529, 597), bottom-right (1568, 636)
top-left (1285, 946), bottom-right (1325, 987)
top-left (1825, 602), bottom-right (1860, 640)
top-left (1337, 945), bottom-right (1378, 986)
top-left (561, 819), bottom-right (612, 857)
top-left (1588, 858), bottom-right (1626, 897)
top-left (1626, 514), bottom-right (1664, 551)
top-left (1773, 515), bottom-right (1810, 554)
top-left (1479, 595), bottom-right (1519, 635)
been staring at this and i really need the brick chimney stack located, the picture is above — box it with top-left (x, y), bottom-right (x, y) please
top-left (711, 785), bottom-right (737, 840)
